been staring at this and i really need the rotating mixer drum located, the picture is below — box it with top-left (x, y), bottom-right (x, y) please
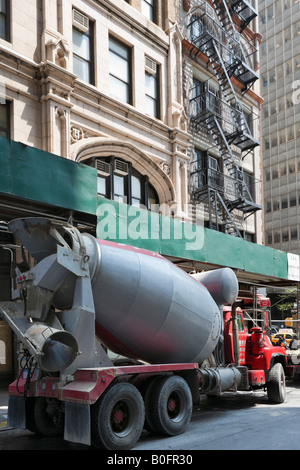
top-left (83, 236), bottom-right (224, 365)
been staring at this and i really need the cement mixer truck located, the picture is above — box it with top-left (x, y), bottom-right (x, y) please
top-left (0, 217), bottom-right (287, 450)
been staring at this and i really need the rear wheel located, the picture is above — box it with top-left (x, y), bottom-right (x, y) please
top-left (26, 397), bottom-right (64, 436)
top-left (145, 375), bottom-right (192, 436)
top-left (91, 382), bottom-right (145, 450)
top-left (267, 363), bottom-right (286, 404)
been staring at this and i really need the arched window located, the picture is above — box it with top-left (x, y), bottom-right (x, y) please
top-left (93, 157), bottom-right (159, 210)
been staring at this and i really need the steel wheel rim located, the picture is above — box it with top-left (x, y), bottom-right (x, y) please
top-left (110, 399), bottom-right (135, 437)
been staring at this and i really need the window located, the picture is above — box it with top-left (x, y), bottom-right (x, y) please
top-left (288, 159), bottom-right (296, 173)
top-left (266, 201), bottom-right (271, 213)
top-left (72, 10), bottom-right (94, 84)
top-left (109, 36), bottom-right (132, 104)
top-left (243, 172), bottom-right (254, 198)
top-left (274, 231), bottom-right (280, 243)
top-left (280, 163), bottom-right (286, 176)
top-left (142, 0), bottom-right (156, 23)
top-left (145, 58), bottom-right (160, 118)
top-left (288, 126), bottom-right (295, 142)
top-left (267, 232), bottom-right (273, 245)
top-left (271, 134), bottom-right (277, 148)
top-left (281, 197), bottom-right (288, 209)
top-left (0, 0), bottom-right (10, 41)
top-left (93, 157), bottom-right (159, 210)
top-left (267, 4), bottom-right (274, 20)
top-left (262, 75), bottom-right (268, 87)
top-left (114, 173), bottom-right (127, 203)
top-left (276, 1), bottom-right (282, 16)
top-left (272, 166), bottom-right (278, 179)
top-left (286, 59), bottom-right (293, 75)
top-left (282, 229), bottom-right (289, 242)
top-left (273, 199), bottom-right (280, 211)
top-left (285, 25), bottom-right (291, 43)
top-left (278, 96), bottom-right (285, 113)
top-left (290, 193), bottom-right (297, 207)
top-left (279, 129), bottom-right (286, 145)
top-left (291, 227), bottom-right (298, 240)
top-left (0, 101), bottom-right (10, 138)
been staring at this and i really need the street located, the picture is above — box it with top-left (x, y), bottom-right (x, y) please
top-left (1, 380), bottom-right (300, 452)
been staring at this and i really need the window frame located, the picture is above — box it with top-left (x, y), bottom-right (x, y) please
top-left (72, 12), bottom-right (95, 85)
top-left (94, 156), bottom-right (159, 210)
top-left (145, 63), bottom-right (160, 119)
top-left (0, 0), bottom-right (10, 42)
top-left (0, 100), bottom-right (10, 138)
top-left (142, 0), bottom-right (157, 23)
top-left (109, 35), bottom-right (132, 105)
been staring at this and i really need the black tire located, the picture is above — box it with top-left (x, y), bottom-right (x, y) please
top-left (138, 377), bottom-right (160, 432)
top-left (26, 397), bottom-right (64, 436)
top-left (267, 363), bottom-right (286, 404)
top-left (91, 382), bottom-right (145, 450)
top-left (145, 375), bottom-right (192, 436)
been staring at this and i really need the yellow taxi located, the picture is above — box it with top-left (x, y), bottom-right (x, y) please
top-left (271, 331), bottom-right (297, 347)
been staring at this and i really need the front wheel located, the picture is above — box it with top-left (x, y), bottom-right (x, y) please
top-left (267, 363), bottom-right (286, 404)
top-left (91, 382), bottom-right (145, 450)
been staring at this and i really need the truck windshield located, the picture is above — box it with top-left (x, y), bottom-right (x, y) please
top-left (237, 315), bottom-right (244, 332)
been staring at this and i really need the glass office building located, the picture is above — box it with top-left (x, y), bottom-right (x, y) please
top-left (259, 0), bottom-right (300, 253)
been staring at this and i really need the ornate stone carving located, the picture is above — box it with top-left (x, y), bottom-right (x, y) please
top-left (70, 125), bottom-right (84, 143)
top-left (160, 162), bottom-right (171, 176)
top-left (183, 0), bottom-right (191, 12)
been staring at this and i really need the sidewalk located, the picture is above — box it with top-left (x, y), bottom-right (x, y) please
top-left (0, 386), bottom-right (9, 429)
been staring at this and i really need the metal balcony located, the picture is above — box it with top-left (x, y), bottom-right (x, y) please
top-left (190, 87), bottom-right (260, 152)
top-left (188, 4), bottom-right (258, 89)
top-left (189, 166), bottom-right (262, 215)
top-left (227, 0), bottom-right (258, 32)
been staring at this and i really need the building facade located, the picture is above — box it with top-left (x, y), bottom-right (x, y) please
top-left (0, 0), bottom-right (263, 243)
top-left (259, 0), bottom-right (300, 253)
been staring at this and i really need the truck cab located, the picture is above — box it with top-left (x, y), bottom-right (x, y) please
top-left (223, 306), bottom-right (287, 390)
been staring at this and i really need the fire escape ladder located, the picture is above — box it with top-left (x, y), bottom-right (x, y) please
top-left (208, 40), bottom-right (244, 131)
top-left (206, 116), bottom-right (260, 216)
top-left (209, 189), bottom-right (242, 238)
top-left (207, 114), bottom-right (238, 178)
top-left (211, 0), bottom-right (237, 37)
top-left (211, 0), bottom-right (258, 92)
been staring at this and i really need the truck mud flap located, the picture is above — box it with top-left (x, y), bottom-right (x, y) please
top-left (8, 395), bottom-right (26, 429)
top-left (64, 402), bottom-right (91, 446)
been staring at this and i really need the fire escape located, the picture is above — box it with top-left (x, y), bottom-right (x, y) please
top-left (187, 0), bottom-right (261, 238)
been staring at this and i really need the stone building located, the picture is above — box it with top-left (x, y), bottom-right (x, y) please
top-left (0, 0), bottom-right (263, 241)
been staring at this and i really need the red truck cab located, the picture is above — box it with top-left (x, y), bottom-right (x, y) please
top-left (223, 306), bottom-right (287, 389)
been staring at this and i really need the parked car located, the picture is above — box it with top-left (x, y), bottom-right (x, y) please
top-left (271, 332), bottom-right (297, 348)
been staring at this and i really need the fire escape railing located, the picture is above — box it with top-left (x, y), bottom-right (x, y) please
top-left (189, 165), bottom-right (261, 237)
top-left (190, 86), bottom-right (260, 153)
top-left (186, 0), bottom-right (261, 238)
top-left (227, 0), bottom-right (258, 33)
